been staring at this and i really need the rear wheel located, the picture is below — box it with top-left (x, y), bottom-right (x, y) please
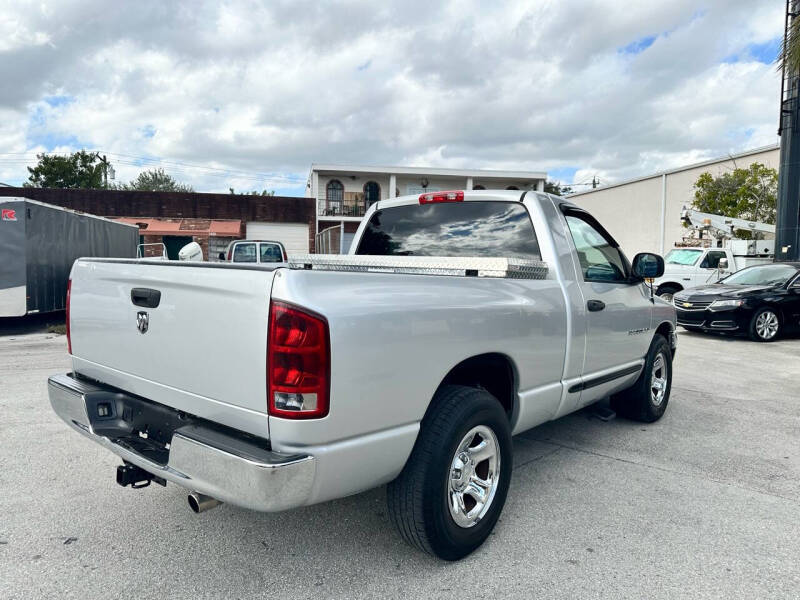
top-left (749, 307), bottom-right (780, 342)
top-left (611, 334), bottom-right (672, 422)
top-left (387, 385), bottom-right (512, 560)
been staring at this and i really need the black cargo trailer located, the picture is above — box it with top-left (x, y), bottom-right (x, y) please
top-left (0, 197), bottom-right (138, 317)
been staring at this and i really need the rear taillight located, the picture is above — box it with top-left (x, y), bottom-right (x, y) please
top-left (419, 190), bottom-right (464, 204)
top-left (268, 301), bottom-right (330, 419)
top-left (66, 279), bottom-right (72, 355)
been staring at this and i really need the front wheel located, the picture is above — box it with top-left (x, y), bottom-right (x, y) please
top-left (749, 307), bottom-right (781, 342)
top-left (611, 334), bottom-right (672, 422)
top-left (656, 285), bottom-right (681, 304)
top-left (387, 385), bottom-right (512, 560)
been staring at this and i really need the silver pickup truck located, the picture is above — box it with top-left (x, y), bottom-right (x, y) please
top-left (49, 190), bottom-right (676, 560)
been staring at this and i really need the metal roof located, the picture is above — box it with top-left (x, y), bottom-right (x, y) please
top-left (114, 217), bottom-right (242, 237)
top-left (310, 163), bottom-right (547, 180)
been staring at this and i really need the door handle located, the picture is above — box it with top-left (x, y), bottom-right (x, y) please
top-left (131, 288), bottom-right (161, 308)
top-left (587, 299), bottom-right (605, 312)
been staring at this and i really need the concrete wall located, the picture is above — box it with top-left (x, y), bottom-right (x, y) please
top-left (570, 146), bottom-right (780, 257)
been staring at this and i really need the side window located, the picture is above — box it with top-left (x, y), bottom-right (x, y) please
top-left (701, 251), bottom-right (726, 269)
top-left (232, 242), bottom-right (257, 263)
top-left (564, 214), bottom-right (628, 283)
top-left (259, 243), bottom-right (284, 263)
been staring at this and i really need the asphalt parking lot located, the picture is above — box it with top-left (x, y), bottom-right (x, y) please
top-left (1, 323), bottom-right (799, 599)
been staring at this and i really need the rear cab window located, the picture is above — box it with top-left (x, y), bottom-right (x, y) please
top-left (355, 201), bottom-right (541, 259)
top-left (259, 243), bottom-right (284, 263)
top-left (232, 242), bottom-right (257, 263)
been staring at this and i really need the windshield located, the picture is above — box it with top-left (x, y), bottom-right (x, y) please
top-left (355, 201), bottom-right (541, 258)
top-left (721, 264), bottom-right (797, 286)
top-left (664, 249), bottom-right (702, 266)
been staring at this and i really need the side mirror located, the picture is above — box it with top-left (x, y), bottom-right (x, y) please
top-left (632, 252), bottom-right (664, 279)
top-left (717, 257), bottom-right (729, 271)
top-left (218, 252), bottom-right (226, 261)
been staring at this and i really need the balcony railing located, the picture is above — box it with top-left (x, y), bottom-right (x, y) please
top-left (318, 192), bottom-right (371, 217)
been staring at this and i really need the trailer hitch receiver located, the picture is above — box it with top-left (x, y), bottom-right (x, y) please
top-left (116, 463), bottom-right (166, 489)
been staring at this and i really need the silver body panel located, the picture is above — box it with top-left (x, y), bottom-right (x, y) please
top-left (53, 191), bottom-right (677, 510)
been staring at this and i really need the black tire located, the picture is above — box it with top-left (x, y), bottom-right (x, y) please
top-left (611, 334), bottom-right (672, 423)
top-left (748, 307), bottom-right (781, 342)
top-left (656, 285), bottom-right (681, 304)
top-left (387, 385), bottom-right (512, 560)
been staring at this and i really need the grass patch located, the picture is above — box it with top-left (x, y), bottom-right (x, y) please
top-left (47, 324), bottom-right (67, 335)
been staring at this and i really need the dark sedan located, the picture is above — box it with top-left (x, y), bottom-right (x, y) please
top-left (673, 262), bottom-right (800, 341)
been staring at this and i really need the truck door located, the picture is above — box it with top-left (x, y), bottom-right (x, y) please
top-left (561, 208), bottom-right (653, 401)
top-left (699, 249), bottom-right (727, 283)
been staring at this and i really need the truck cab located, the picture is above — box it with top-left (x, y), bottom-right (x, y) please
top-left (654, 241), bottom-right (775, 302)
top-left (654, 247), bottom-right (729, 301)
top-left (220, 240), bottom-right (287, 263)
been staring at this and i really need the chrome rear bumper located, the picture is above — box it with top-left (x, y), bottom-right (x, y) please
top-left (48, 373), bottom-right (315, 512)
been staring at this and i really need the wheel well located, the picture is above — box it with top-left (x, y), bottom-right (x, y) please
top-left (655, 321), bottom-right (673, 340)
top-left (437, 353), bottom-right (516, 417)
top-left (656, 282), bottom-right (682, 295)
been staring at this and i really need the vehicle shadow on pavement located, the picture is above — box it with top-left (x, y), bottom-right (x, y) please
top-left (0, 312), bottom-right (65, 336)
top-left (149, 407), bottom-right (617, 573)
top-left (677, 327), bottom-right (800, 343)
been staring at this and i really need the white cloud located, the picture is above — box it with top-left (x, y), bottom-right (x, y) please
top-left (0, 0), bottom-right (785, 191)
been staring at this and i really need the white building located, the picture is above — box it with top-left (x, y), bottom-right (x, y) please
top-left (569, 144), bottom-right (780, 257)
top-left (306, 164), bottom-right (547, 252)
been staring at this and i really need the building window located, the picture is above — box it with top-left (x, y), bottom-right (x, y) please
top-left (364, 181), bottom-right (380, 207)
top-left (326, 180), bottom-right (344, 214)
top-left (473, 184), bottom-right (486, 190)
top-left (506, 186), bottom-right (519, 190)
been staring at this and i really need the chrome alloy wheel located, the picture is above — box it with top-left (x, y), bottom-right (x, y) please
top-left (755, 310), bottom-right (779, 340)
top-left (447, 425), bottom-right (501, 529)
top-left (650, 353), bottom-right (668, 407)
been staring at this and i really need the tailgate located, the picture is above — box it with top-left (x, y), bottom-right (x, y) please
top-left (69, 259), bottom-right (277, 438)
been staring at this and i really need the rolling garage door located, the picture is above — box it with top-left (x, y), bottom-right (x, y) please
top-left (245, 222), bottom-right (309, 257)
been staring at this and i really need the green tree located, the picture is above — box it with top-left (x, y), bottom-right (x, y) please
top-left (24, 150), bottom-right (106, 189)
top-left (116, 168), bottom-right (194, 192)
top-left (229, 188), bottom-right (275, 196)
top-left (544, 180), bottom-right (573, 196)
top-left (691, 162), bottom-right (777, 239)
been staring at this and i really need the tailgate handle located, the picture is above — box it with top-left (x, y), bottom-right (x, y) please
top-left (131, 288), bottom-right (161, 308)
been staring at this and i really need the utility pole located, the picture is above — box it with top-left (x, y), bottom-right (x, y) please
top-left (776, 0), bottom-right (800, 261)
top-left (94, 153), bottom-right (111, 189)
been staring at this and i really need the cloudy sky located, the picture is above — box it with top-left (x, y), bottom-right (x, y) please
top-left (0, 0), bottom-right (784, 194)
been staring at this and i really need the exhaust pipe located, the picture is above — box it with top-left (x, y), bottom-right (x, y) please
top-left (188, 492), bottom-right (222, 513)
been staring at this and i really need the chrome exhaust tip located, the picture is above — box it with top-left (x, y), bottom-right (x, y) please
top-left (188, 492), bottom-right (222, 513)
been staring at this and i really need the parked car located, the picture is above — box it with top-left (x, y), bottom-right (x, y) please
top-left (654, 241), bottom-right (774, 303)
top-left (48, 190), bottom-right (676, 560)
top-left (220, 239), bottom-right (287, 263)
top-left (673, 262), bottom-right (800, 341)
